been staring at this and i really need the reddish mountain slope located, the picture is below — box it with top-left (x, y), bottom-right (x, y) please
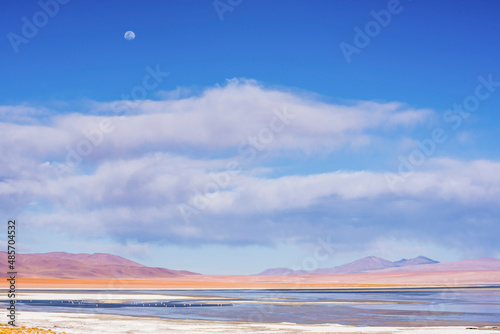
top-left (0, 252), bottom-right (199, 279)
top-left (36, 252), bottom-right (146, 267)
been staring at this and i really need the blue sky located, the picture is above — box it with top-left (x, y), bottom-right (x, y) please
top-left (1, 0), bottom-right (500, 274)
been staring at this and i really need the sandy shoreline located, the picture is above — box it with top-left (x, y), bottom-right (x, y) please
top-left (3, 276), bottom-right (499, 291)
top-left (1, 310), bottom-right (499, 334)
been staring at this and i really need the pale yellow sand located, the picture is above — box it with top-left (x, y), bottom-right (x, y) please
top-left (0, 323), bottom-right (66, 334)
top-left (6, 272), bottom-right (499, 291)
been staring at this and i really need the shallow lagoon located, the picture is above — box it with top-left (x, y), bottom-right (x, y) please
top-left (9, 286), bottom-right (500, 327)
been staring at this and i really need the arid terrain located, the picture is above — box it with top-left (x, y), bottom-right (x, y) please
top-left (1, 252), bottom-right (499, 289)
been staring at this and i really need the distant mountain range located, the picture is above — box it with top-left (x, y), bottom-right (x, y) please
top-left (258, 256), bottom-right (443, 275)
top-left (374, 258), bottom-right (500, 273)
top-left (2, 252), bottom-right (499, 280)
top-left (0, 252), bottom-right (199, 279)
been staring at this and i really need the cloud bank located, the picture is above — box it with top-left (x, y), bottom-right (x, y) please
top-left (1, 80), bottom-right (498, 258)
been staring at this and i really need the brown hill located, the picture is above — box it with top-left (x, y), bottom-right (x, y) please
top-left (0, 252), bottom-right (199, 279)
top-left (36, 252), bottom-right (146, 267)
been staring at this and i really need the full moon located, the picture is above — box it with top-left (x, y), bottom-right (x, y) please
top-left (124, 31), bottom-right (135, 41)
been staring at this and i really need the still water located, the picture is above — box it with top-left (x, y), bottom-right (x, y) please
top-left (12, 286), bottom-right (500, 327)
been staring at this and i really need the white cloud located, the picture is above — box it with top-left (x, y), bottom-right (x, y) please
top-left (1, 80), bottom-right (497, 258)
top-left (0, 80), bottom-right (432, 188)
top-left (3, 148), bottom-right (500, 253)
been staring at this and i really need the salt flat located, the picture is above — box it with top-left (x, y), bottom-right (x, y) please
top-left (3, 311), bottom-right (500, 334)
top-left (15, 291), bottom-right (199, 302)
